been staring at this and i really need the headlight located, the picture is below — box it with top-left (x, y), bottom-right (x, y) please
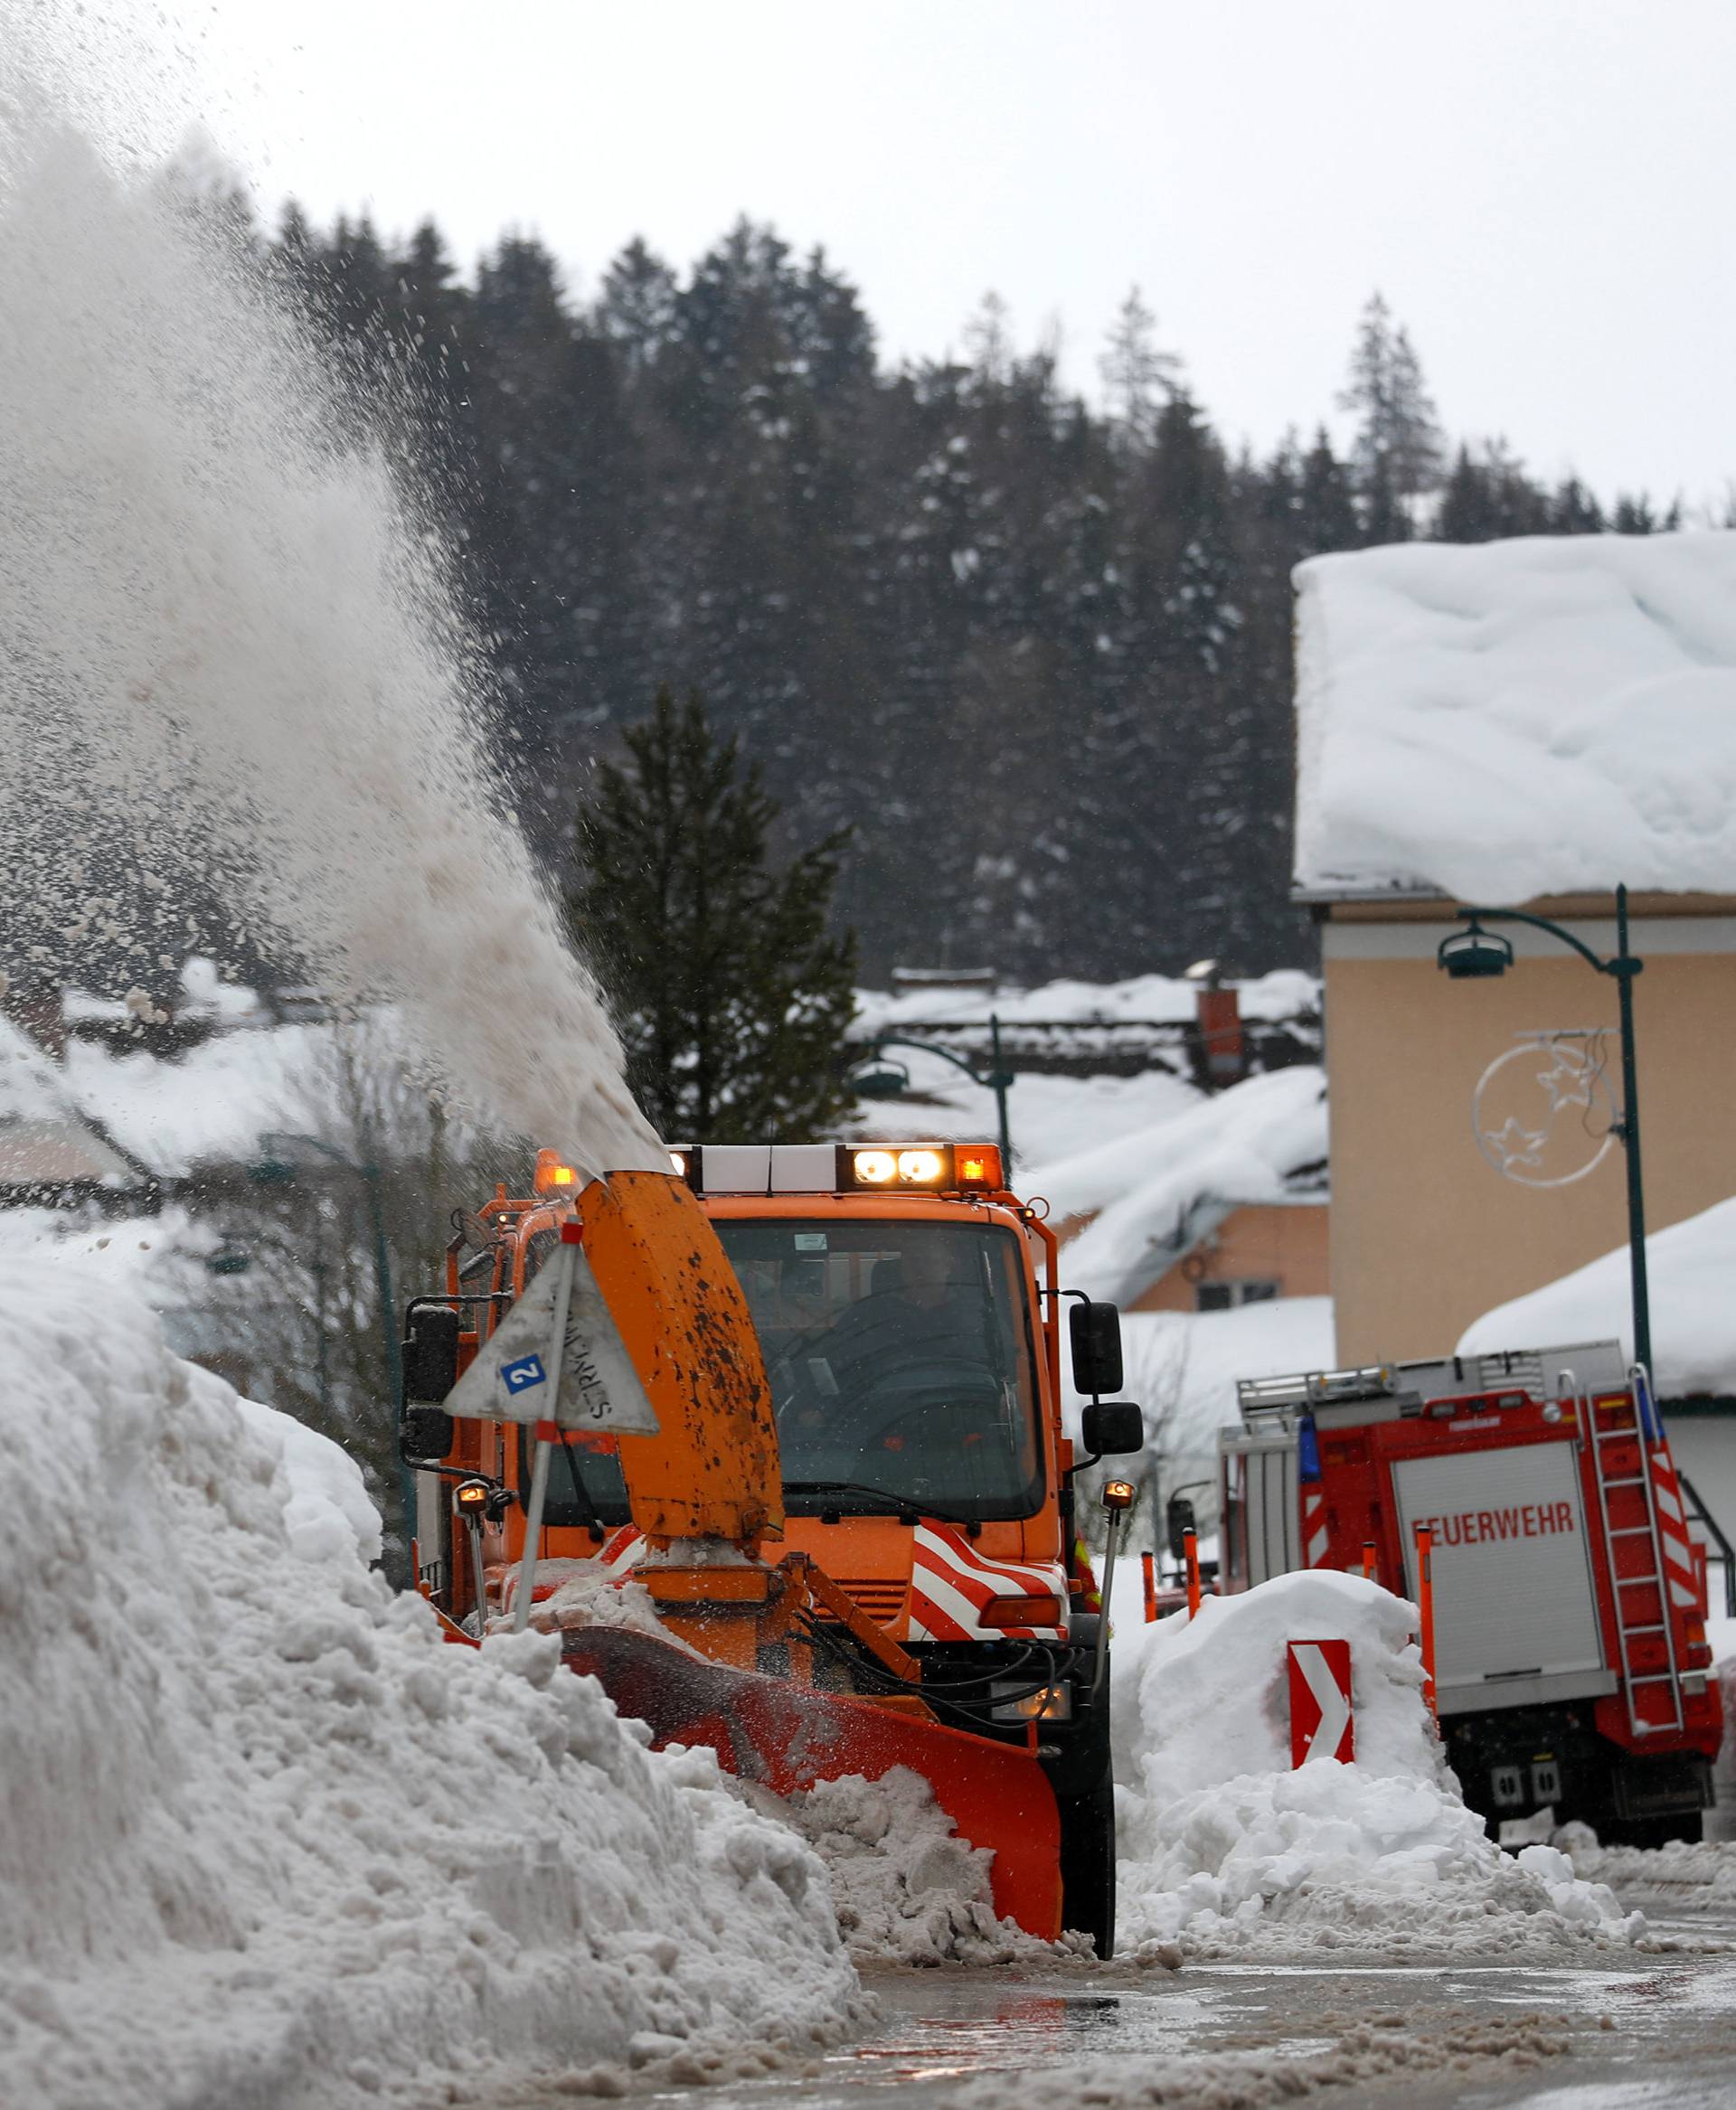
top-left (989, 1681), bottom-right (1072, 1722)
top-left (852, 1149), bottom-right (898, 1185)
top-left (897, 1148), bottom-right (946, 1183)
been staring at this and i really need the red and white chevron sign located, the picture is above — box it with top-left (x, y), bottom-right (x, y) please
top-left (1288, 1639), bottom-right (1354, 1766)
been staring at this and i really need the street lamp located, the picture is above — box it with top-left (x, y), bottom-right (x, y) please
top-left (1438, 882), bottom-right (1651, 1376)
top-left (850, 1013), bottom-right (1016, 1170)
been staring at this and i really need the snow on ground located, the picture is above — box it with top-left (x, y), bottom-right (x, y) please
top-left (1035, 1066), bottom-right (1326, 1304)
top-left (1294, 530), bottom-right (1736, 900)
top-left (1110, 1570), bottom-right (1638, 1959)
top-left (1458, 1192), bottom-right (1736, 1396)
top-left (939, 2013), bottom-right (1573, 2110)
top-left (1557, 1825), bottom-right (1736, 1899)
top-left (0, 1281), bottom-right (856, 2110)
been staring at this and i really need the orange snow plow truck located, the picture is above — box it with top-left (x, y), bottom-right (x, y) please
top-left (398, 1144), bottom-right (1143, 1954)
top-left (1219, 1345), bottom-right (1723, 1843)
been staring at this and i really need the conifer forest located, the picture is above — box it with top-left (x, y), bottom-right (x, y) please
top-left (277, 211), bottom-right (1678, 984)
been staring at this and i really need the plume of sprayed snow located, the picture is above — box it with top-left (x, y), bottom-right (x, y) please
top-left (0, 50), bottom-right (661, 1175)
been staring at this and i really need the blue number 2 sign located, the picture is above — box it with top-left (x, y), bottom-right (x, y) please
top-left (501, 1353), bottom-right (548, 1395)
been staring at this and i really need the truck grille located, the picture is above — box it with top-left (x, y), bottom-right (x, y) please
top-left (822, 1578), bottom-right (907, 1625)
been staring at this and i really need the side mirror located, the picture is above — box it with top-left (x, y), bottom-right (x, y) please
top-left (1080, 1399), bottom-right (1143, 1457)
top-left (400, 1305), bottom-right (461, 1464)
top-left (1069, 1299), bottom-right (1124, 1398)
top-left (1166, 1493), bottom-right (1198, 1561)
top-left (403, 1305), bottom-right (462, 1402)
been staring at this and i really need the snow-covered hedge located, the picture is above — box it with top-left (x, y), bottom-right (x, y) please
top-left (0, 1283), bottom-right (855, 2108)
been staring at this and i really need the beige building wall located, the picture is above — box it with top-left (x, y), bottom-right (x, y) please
top-left (1132, 1201), bottom-right (1329, 1314)
top-left (1326, 896), bottom-right (1736, 1364)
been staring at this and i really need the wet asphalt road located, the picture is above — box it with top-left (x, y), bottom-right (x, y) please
top-left (483, 1884), bottom-right (1736, 2110)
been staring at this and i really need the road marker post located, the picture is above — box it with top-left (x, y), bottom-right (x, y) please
top-left (1141, 1550), bottom-right (1156, 1623)
top-left (1361, 1539), bottom-right (1378, 1580)
top-left (1184, 1528), bottom-right (1202, 1618)
top-left (1414, 1522), bottom-right (1437, 1719)
top-left (1288, 1639), bottom-right (1354, 1764)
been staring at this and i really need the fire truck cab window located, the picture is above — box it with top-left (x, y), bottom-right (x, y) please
top-left (713, 1219), bottom-right (1043, 1520)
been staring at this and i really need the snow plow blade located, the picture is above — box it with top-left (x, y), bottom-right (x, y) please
top-left (561, 1624), bottom-right (1063, 1941)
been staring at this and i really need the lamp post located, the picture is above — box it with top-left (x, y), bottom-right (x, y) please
top-left (852, 1013), bottom-right (1016, 1170)
top-left (1438, 882), bottom-right (1651, 1376)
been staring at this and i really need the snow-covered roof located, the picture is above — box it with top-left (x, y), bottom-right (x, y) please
top-left (1458, 1194), bottom-right (1736, 1399)
top-left (0, 1018), bottom-right (148, 1189)
top-left (854, 968), bottom-right (1319, 1039)
top-left (63, 1022), bottom-right (330, 1179)
top-left (1294, 531), bottom-right (1736, 901)
top-left (1031, 1065), bottom-right (1328, 1306)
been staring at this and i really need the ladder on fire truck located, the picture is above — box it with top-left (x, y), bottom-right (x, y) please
top-left (1575, 1365), bottom-right (1684, 1738)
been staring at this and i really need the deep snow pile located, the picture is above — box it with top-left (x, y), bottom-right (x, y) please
top-left (0, 1282), bottom-right (855, 2109)
top-left (1294, 531), bottom-right (1736, 900)
top-left (1113, 1571), bottom-right (1638, 1957)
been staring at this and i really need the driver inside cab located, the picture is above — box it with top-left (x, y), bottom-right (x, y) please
top-left (805, 1240), bottom-right (989, 1396)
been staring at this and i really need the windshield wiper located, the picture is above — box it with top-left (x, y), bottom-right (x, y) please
top-left (785, 1479), bottom-right (981, 1527)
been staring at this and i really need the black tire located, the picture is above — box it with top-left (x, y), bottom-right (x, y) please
top-left (1058, 1768), bottom-right (1117, 1958)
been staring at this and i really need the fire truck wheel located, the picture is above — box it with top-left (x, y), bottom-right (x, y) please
top-left (1058, 1770), bottom-right (1117, 1959)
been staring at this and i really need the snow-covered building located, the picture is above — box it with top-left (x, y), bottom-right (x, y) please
top-left (0, 1010), bottom-right (156, 1209)
top-left (1297, 532), bottom-right (1736, 1376)
top-left (1027, 1066), bottom-right (1329, 1314)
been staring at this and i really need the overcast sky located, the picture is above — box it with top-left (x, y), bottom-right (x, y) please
top-left (141, 3), bottom-right (1736, 505)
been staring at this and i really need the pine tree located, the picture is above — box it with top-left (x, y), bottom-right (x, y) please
top-left (1337, 292), bottom-right (1445, 529)
top-left (571, 690), bottom-right (858, 1141)
top-left (1099, 287), bottom-right (1183, 452)
top-left (1296, 427), bottom-right (1361, 552)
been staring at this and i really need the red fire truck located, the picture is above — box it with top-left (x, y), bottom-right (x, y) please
top-left (1218, 1341), bottom-right (1722, 1843)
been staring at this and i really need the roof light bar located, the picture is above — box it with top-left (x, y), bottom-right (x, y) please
top-left (661, 1142), bottom-right (1005, 1195)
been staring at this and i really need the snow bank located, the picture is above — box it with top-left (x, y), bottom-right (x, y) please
top-left (1295, 531), bottom-right (1736, 900)
top-left (1113, 1570), bottom-right (1637, 1956)
top-left (1035, 1067), bottom-right (1327, 1308)
top-left (0, 1281), bottom-right (854, 2109)
top-left (1458, 1193), bottom-right (1736, 1396)
top-left (231, 1393), bottom-right (384, 1566)
top-left (1557, 1824), bottom-right (1736, 1899)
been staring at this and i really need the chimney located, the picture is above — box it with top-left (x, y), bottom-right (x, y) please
top-left (1184, 959), bottom-right (1244, 1088)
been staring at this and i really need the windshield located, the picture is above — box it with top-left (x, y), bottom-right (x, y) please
top-left (712, 1217), bottom-right (1043, 1520)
